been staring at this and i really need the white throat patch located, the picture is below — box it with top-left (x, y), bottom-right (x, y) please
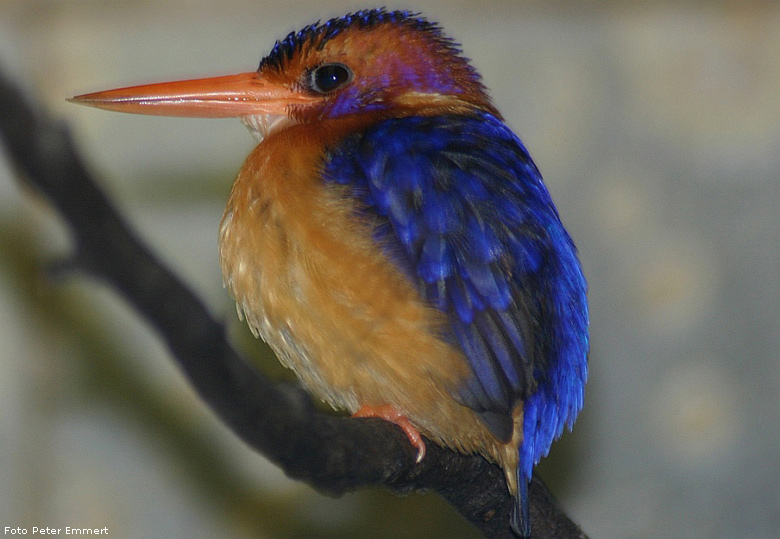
top-left (240, 114), bottom-right (297, 142)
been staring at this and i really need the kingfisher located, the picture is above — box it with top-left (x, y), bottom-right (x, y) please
top-left (70, 9), bottom-right (588, 536)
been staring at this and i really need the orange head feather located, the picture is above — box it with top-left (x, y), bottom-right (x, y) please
top-left (256, 10), bottom-right (499, 122)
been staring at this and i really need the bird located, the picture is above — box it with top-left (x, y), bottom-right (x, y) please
top-left (70, 9), bottom-right (589, 537)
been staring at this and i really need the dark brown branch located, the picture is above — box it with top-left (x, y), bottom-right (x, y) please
top-left (0, 69), bottom-right (586, 538)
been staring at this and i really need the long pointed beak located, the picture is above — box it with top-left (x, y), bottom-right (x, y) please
top-left (69, 72), bottom-right (315, 118)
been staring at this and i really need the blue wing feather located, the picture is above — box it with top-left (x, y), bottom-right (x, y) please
top-left (323, 112), bottom-right (588, 475)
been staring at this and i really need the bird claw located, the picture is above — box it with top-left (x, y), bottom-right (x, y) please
top-left (353, 404), bottom-right (426, 462)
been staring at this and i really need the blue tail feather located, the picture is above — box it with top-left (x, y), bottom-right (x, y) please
top-left (510, 468), bottom-right (531, 538)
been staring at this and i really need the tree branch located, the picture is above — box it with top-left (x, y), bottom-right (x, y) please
top-left (0, 69), bottom-right (586, 538)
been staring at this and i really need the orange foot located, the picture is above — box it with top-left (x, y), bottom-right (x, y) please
top-left (353, 404), bottom-right (427, 463)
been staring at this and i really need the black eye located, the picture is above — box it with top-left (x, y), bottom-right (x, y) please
top-left (309, 63), bottom-right (353, 93)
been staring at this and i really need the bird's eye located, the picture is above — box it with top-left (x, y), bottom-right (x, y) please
top-left (309, 63), bottom-right (353, 93)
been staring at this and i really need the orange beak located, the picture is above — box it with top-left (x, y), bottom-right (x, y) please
top-left (69, 72), bottom-right (315, 118)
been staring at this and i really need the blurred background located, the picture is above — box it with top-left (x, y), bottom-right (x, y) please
top-left (1, 1), bottom-right (777, 537)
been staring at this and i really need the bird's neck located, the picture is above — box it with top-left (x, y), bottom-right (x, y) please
top-left (291, 96), bottom-right (499, 127)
